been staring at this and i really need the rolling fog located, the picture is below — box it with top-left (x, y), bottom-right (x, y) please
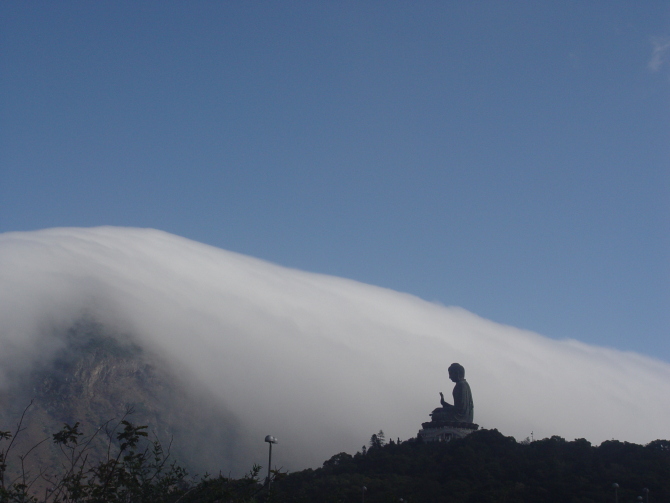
top-left (1, 227), bottom-right (669, 473)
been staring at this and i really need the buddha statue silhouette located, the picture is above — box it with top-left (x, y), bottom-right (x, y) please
top-left (431, 362), bottom-right (473, 423)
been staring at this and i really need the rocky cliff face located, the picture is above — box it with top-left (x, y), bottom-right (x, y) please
top-left (0, 319), bottom-right (241, 481)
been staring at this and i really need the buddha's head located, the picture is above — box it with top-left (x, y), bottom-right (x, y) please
top-left (448, 363), bottom-right (465, 382)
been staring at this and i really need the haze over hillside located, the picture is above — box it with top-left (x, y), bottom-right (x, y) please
top-left (1, 227), bottom-right (668, 474)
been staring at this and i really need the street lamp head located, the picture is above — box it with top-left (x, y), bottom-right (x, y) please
top-left (265, 435), bottom-right (278, 444)
top-left (612, 483), bottom-right (619, 489)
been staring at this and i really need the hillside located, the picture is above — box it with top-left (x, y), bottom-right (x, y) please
top-left (2, 419), bottom-right (667, 502)
top-left (271, 430), bottom-right (670, 503)
top-left (0, 319), bottom-right (238, 479)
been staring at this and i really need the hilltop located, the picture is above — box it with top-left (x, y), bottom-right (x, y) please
top-left (271, 429), bottom-right (670, 502)
top-left (2, 418), bottom-right (667, 502)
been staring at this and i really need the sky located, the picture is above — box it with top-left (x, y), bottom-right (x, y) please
top-left (1, 2), bottom-right (669, 362)
top-left (1, 227), bottom-right (669, 473)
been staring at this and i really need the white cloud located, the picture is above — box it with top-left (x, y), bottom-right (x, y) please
top-left (649, 36), bottom-right (670, 72)
top-left (1, 227), bottom-right (669, 474)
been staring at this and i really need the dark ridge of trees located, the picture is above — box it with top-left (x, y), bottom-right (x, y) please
top-left (271, 429), bottom-right (670, 503)
top-left (2, 409), bottom-right (668, 502)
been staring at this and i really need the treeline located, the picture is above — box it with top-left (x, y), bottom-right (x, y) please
top-left (2, 412), bottom-right (668, 502)
top-left (271, 429), bottom-right (670, 503)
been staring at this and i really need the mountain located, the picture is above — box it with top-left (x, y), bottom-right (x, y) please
top-left (1, 227), bottom-right (669, 475)
top-left (1, 318), bottom-right (239, 478)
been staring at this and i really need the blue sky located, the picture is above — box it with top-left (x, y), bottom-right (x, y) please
top-left (1, 2), bottom-right (669, 362)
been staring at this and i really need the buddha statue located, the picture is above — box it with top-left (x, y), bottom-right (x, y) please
top-left (431, 362), bottom-right (473, 423)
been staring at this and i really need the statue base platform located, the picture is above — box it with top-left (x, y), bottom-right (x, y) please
top-left (418, 421), bottom-right (478, 443)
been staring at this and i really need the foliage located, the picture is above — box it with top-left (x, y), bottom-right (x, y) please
top-left (0, 405), bottom-right (269, 503)
top-left (2, 406), bottom-right (668, 503)
top-left (271, 429), bottom-right (670, 503)
top-left (369, 431), bottom-right (385, 450)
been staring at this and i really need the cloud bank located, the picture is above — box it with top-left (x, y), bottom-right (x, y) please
top-left (1, 227), bottom-right (668, 472)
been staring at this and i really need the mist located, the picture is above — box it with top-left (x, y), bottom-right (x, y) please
top-left (1, 227), bottom-right (668, 473)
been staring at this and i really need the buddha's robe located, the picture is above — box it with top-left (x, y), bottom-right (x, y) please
top-left (434, 379), bottom-right (474, 423)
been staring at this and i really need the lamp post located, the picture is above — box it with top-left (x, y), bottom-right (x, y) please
top-left (361, 485), bottom-right (367, 503)
top-left (612, 483), bottom-right (619, 503)
top-left (643, 487), bottom-right (649, 503)
top-left (264, 435), bottom-right (278, 489)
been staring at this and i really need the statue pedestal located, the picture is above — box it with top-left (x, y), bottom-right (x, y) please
top-left (418, 420), bottom-right (478, 443)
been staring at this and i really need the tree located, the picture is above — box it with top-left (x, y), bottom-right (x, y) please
top-left (369, 431), bottom-right (385, 450)
top-left (0, 405), bottom-right (270, 503)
